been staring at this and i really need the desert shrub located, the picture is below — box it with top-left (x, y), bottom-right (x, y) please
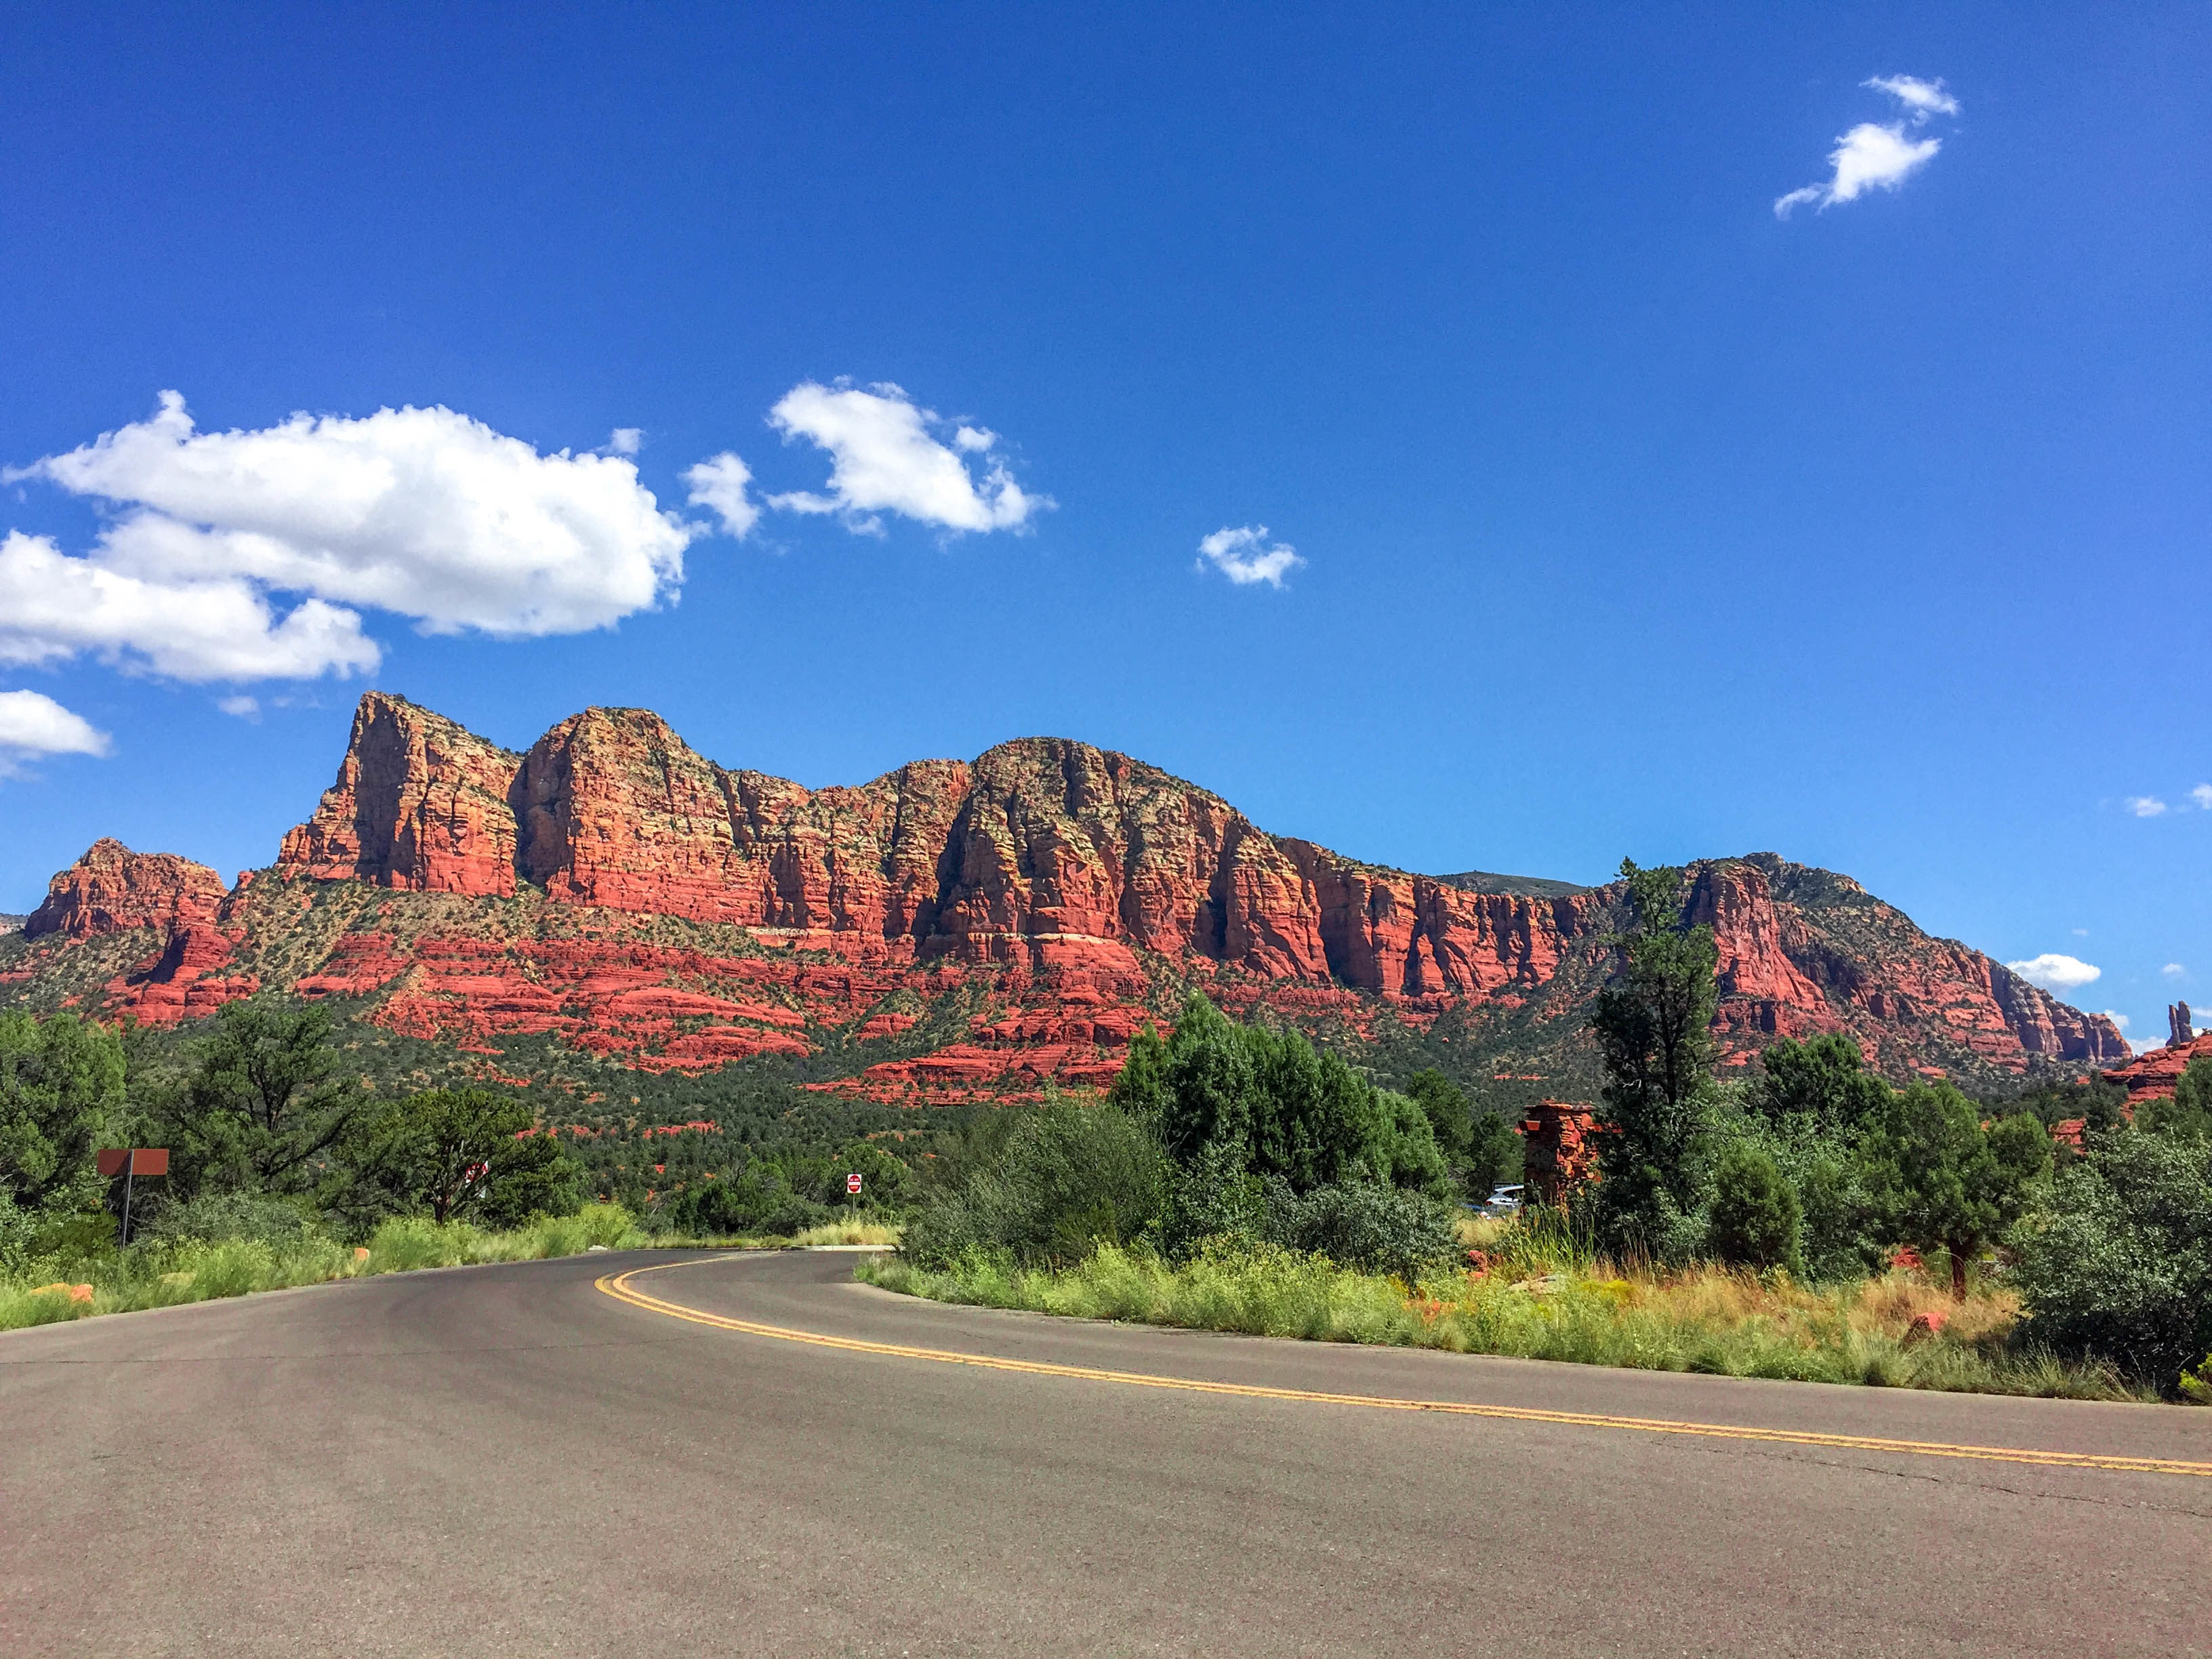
top-left (1267, 1181), bottom-right (1459, 1280)
top-left (143, 1190), bottom-right (320, 1249)
top-left (2014, 1128), bottom-right (2212, 1391)
top-left (1706, 1144), bottom-right (1802, 1272)
top-left (1155, 1139), bottom-right (1270, 1256)
top-left (903, 1097), bottom-right (1166, 1269)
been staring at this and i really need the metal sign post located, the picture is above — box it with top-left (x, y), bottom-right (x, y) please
top-left (97, 1149), bottom-right (170, 1246)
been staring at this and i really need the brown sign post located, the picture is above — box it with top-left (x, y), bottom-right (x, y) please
top-left (97, 1149), bottom-right (169, 1246)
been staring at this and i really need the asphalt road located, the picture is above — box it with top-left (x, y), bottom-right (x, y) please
top-left (5, 1249), bottom-right (2209, 1658)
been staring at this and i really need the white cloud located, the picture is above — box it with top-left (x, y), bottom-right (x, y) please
top-left (217, 694), bottom-right (260, 720)
top-left (683, 452), bottom-right (762, 539)
top-left (0, 531), bottom-right (380, 681)
top-left (1774, 75), bottom-right (1957, 218)
top-left (1197, 525), bottom-right (1303, 588)
top-left (2006, 952), bottom-right (2102, 993)
top-left (2104, 1010), bottom-right (2131, 1031)
top-left (5, 392), bottom-right (699, 682)
top-left (2125, 795), bottom-right (2169, 817)
top-left (2163, 962), bottom-right (2186, 977)
top-left (0, 689), bottom-right (110, 776)
top-left (1865, 75), bottom-right (1959, 122)
top-left (763, 381), bottom-right (1049, 533)
top-left (2192, 783), bottom-right (2212, 809)
top-left (607, 428), bottom-right (642, 457)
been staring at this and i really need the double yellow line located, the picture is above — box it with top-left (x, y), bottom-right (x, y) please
top-left (597, 1258), bottom-right (2212, 1479)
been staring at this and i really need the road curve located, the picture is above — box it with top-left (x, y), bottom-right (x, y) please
top-left (5, 1249), bottom-right (2209, 1658)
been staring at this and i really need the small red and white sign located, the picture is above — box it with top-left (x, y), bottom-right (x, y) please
top-left (846, 1172), bottom-right (863, 1195)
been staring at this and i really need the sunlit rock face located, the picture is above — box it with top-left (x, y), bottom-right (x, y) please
top-left (1, 693), bottom-right (2129, 1092)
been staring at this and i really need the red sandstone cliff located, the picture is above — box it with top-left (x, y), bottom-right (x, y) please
top-left (24, 839), bottom-right (228, 939)
top-left (0, 693), bottom-right (2129, 1090)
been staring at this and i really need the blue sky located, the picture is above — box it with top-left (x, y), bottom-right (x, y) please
top-left (1, 5), bottom-right (2205, 1047)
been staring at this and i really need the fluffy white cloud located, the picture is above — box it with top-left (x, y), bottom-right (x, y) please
top-left (2125, 795), bottom-right (2169, 817)
top-left (2192, 783), bottom-right (2212, 809)
top-left (0, 689), bottom-right (110, 773)
top-left (0, 531), bottom-right (380, 681)
top-left (684, 452), bottom-right (762, 539)
top-left (607, 428), bottom-right (643, 457)
top-left (2164, 962), bottom-right (2187, 977)
top-left (2104, 1010), bottom-right (2131, 1031)
top-left (5, 392), bottom-right (699, 682)
top-left (2007, 952), bottom-right (2102, 993)
top-left (763, 382), bottom-right (1048, 533)
top-left (1197, 525), bottom-right (1303, 588)
top-left (1774, 75), bottom-right (1957, 218)
top-left (217, 694), bottom-right (260, 719)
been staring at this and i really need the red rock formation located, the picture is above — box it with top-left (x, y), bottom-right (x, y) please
top-left (24, 840), bottom-right (228, 939)
top-left (2104, 1030), bottom-right (2212, 1107)
top-left (1521, 1099), bottom-right (1602, 1201)
top-left (0, 693), bottom-right (2131, 1093)
top-left (278, 692), bottom-right (521, 895)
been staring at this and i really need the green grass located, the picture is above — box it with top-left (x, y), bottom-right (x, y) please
top-left (858, 1238), bottom-right (2151, 1402)
top-left (0, 1204), bottom-right (871, 1333)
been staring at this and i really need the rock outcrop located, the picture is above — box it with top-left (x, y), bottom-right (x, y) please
top-left (2169, 1002), bottom-right (2194, 1049)
top-left (2104, 1029), bottom-right (2212, 1107)
top-left (0, 692), bottom-right (2131, 1090)
top-left (24, 840), bottom-right (228, 940)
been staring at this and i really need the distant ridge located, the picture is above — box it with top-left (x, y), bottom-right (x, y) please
top-left (0, 691), bottom-right (2128, 1101)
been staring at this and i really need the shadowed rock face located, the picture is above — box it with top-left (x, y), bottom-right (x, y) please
top-left (1, 693), bottom-right (2129, 1090)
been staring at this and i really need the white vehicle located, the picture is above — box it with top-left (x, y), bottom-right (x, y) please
top-left (1481, 1184), bottom-right (1525, 1216)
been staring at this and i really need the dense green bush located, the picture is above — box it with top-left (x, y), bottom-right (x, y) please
top-left (1267, 1181), bottom-right (1459, 1281)
top-left (1706, 1143), bottom-right (1802, 1271)
top-left (1112, 995), bottom-right (1448, 1198)
top-left (902, 1096), bottom-right (1166, 1269)
top-left (2015, 1129), bottom-right (2212, 1391)
top-left (0, 1011), bottom-right (125, 1216)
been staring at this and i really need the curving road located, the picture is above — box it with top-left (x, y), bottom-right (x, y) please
top-left (5, 1248), bottom-right (2210, 1658)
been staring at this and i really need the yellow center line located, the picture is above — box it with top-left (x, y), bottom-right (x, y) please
top-left (596, 1259), bottom-right (2212, 1479)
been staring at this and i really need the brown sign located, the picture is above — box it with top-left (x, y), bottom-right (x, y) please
top-left (97, 1149), bottom-right (169, 1177)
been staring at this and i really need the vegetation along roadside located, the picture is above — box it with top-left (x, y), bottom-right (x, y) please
top-left (865, 861), bottom-right (2212, 1405)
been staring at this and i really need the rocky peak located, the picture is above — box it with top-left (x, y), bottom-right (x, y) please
top-left (276, 691), bottom-right (521, 895)
top-left (24, 838), bottom-right (229, 939)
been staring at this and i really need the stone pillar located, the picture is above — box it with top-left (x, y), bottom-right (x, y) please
top-left (2170, 1002), bottom-right (2194, 1049)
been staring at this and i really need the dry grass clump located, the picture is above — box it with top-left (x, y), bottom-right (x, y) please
top-left (861, 1229), bottom-right (2146, 1402)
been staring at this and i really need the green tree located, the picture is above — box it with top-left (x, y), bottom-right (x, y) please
top-left (1404, 1070), bottom-right (1523, 1200)
top-left (1750, 1035), bottom-right (1892, 1136)
top-left (1140, 993), bottom-right (1443, 1197)
top-left (1706, 1143), bottom-right (1803, 1272)
top-left (0, 1012), bottom-right (126, 1217)
top-left (163, 997), bottom-right (364, 1198)
top-left (340, 1088), bottom-right (581, 1226)
top-left (1586, 860), bottom-right (1720, 1256)
top-left (1404, 1069), bottom-right (1471, 1159)
top-left (2138, 1059), bottom-right (2212, 1146)
top-left (1860, 1084), bottom-right (2051, 1296)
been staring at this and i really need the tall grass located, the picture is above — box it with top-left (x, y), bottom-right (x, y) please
top-left (860, 1233), bottom-right (2148, 1402)
top-left (1, 1206), bottom-right (903, 1335)
top-left (0, 1204), bottom-right (641, 1333)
